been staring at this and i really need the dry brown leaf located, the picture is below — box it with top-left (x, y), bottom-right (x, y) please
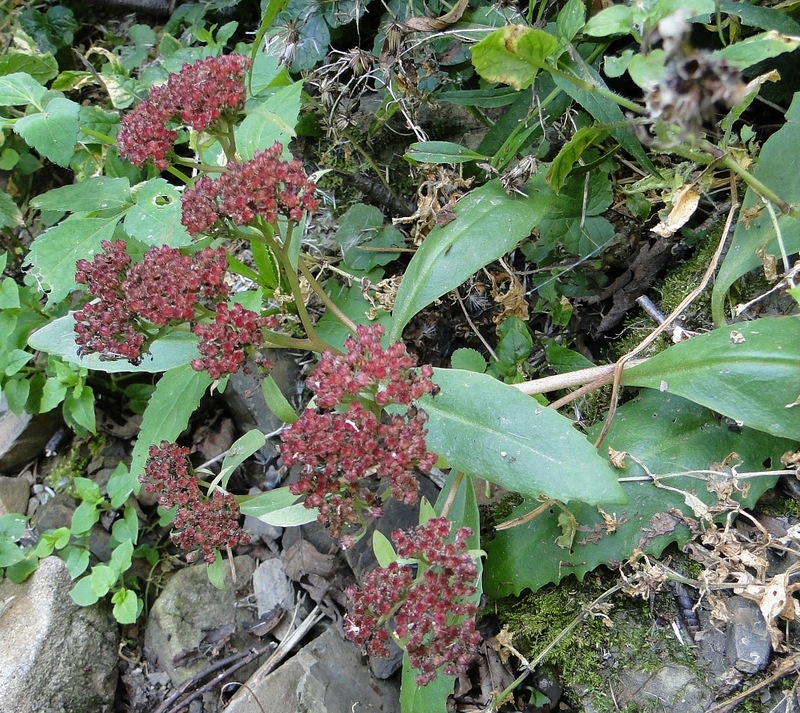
top-left (401, 0), bottom-right (470, 32)
top-left (608, 448), bottom-right (629, 469)
top-left (651, 185), bottom-right (701, 237)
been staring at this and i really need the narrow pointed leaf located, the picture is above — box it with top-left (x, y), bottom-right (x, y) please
top-left (420, 369), bottom-right (626, 505)
top-left (389, 180), bottom-right (553, 340)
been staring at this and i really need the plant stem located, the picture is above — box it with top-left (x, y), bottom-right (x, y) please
top-left (172, 156), bottom-right (229, 174)
top-left (548, 64), bottom-right (644, 115)
top-left (79, 126), bottom-right (116, 145)
top-left (297, 258), bottom-right (359, 334)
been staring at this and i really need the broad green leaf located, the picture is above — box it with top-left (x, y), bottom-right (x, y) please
top-left (24, 215), bottom-right (121, 304)
top-left (70, 577), bottom-right (99, 606)
top-left (253, 502), bottom-right (318, 527)
top-left (484, 391), bottom-right (790, 598)
top-left (125, 178), bottom-right (191, 247)
top-left (334, 203), bottom-right (405, 272)
top-left (73, 477), bottom-right (102, 504)
top-left (65, 546), bottom-right (90, 578)
top-left (109, 539), bottom-right (134, 574)
top-left (111, 505), bottom-right (139, 543)
top-left (713, 31), bottom-right (800, 70)
top-left (0, 540), bottom-right (25, 568)
top-left (420, 368), bottom-right (627, 504)
top-left (623, 317), bottom-right (800, 440)
top-left (450, 347), bottom-right (486, 373)
top-left (582, 4), bottom-right (634, 37)
top-left (404, 141), bottom-right (488, 165)
top-left (90, 564), bottom-right (118, 596)
top-left (0, 52), bottom-right (58, 84)
top-left (14, 96), bottom-right (80, 167)
top-left (557, 0), bottom-right (586, 45)
top-left (0, 72), bottom-right (47, 108)
top-left (235, 81), bottom-right (303, 161)
top-left (260, 374), bottom-right (298, 424)
top-left (107, 463), bottom-right (135, 510)
top-left (0, 275), bottom-right (20, 309)
top-left (372, 530), bottom-right (397, 568)
top-left (250, 239), bottom-right (279, 289)
top-left (389, 180), bottom-right (553, 340)
top-left (28, 314), bottom-right (202, 373)
top-left (32, 177), bottom-right (132, 213)
top-left (71, 501), bottom-right (100, 534)
top-left (546, 125), bottom-right (608, 193)
top-left (65, 383), bottom-right (95, 435)
top-left (112, 588), bottom-right (140, 624)
top-left (129, 364), bottom-right (212, 478)
top-left (4, 377), bottom-right (30, 415)
top-left (712, 91), bottom-right (800, 323)
top-left (3, 348), bottom-right (33, 376)
top-left (471, 25), bottom-right (560, 91)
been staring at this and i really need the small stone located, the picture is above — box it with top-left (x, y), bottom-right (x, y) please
top-left (252, 558), bottom-right (294, 619)
top-left (0, 406), bottom-right (62, 474)
top-left (725, 596), bottom-right (771, 673)
top-left (0, 475), bottom-right (30, 516)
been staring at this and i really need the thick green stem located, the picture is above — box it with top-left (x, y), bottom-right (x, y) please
top-left (548, 64), bottom-right (644, 115)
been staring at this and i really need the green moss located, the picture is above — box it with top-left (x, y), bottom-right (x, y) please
top-left (494, 575), bottom-right (700, 712)
top-left (47, 433), bottom-right (107, 492)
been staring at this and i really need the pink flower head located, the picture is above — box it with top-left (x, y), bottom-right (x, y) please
top-left (180, 143), bottom-right (319, 235)
top-left (117, 54), bottom-right (251, 169)
top-left (344, 517), bottom-right (480, 685)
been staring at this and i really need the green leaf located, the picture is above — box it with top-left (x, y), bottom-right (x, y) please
top-left (125, 179), bottom-right (192, 247)
top-left (713, 31), bottom-right (800, 70)
top-left (334, 203), bottom-right (406, 272)
top-left (14, 96), bottom-right (80, 167)
top-left (471, 25), bottom-right (560, 91)
top-left (0, 540), bottom-right (25, 568)
top-left (65, 546), bottom-right (90, 578)
top-left (0, 513), bottom-right (27, 540)
top-left (712, 91), bottom-right (800, 323)
top-left (0, 72), bottom-right (47, 108)
top-left (420, 368), bottom-right (627, 504)
top-left (212, 429), bottom-right (266, 491)
top-left (4, 377), bottom-right (30, 415)
top-left (111, 504), bottom-right (139, 543)
top-left (73, 477), bottom-right (102, 504)
top-left (315, 274), bottom-right (391, 351)
top-left (111, 588), bottom-right (140, 624)
top-left (109, 539), bottom-right (134, 574)
top-left (250, 239), bottom-right (279, 289)
top-left (0, 191), bottom-right (23, 230)
top-left (546, 126), bottom-right (608, 193)
top-left (623, 317), bottom-right (800, 440)
top-left (107, 463), bottom-right (136, 510)
top-left (71, 501), bottom-right (100, 535)
top-left (483, 391), bottom-right (790, 598)
top-left (260, 374), bottom-right (298, 424)
top-left (557, 0), bottom-right (586, 45)
top-left (28, 314), bottom-right (202, 373)
top-left (24, 216), bottom-right (122, 304)
top-left (0, 276), bottom-right (19, 310)
top-left (19, 5), bottom-right (77, 54)
top-left (207, 550), bottom-right (225, 590)
top-left (389, 180), bottom-right (553, 341)
top-left (551, 56), bottom-right (657, 175)
top-left (717, 0), bottom-right (800, 34)
top-left (4, 348), bottom-right (33, 376)
top-left (0, 52), bottom-right (58, 84)
top-left (40, 376), bottom-right (68, 412)
top-left (90, 564), bottom-right (118, 596)
top-left (235, 81), bottom-right (303, 161)
top-left (450, 348), bottom-right (486, 373)
top-left (404, 141), bottom-right (488, 165)
top-left (582, 4), bottom-right (634, 37)
top-left (254, 502), bottom-right (318, 527)
top-left (129, 365), bottom-right (212, 478)
top-left (70, 576), bottom-right (99, 606)
top-left (64, 384), bottom-right (96, 434)
top-left (372, 530), bottom-right (397, 568)
top-left (31, 177), bottom-right (132, 214)
top-left (239, 486), bottom-right (300, 517)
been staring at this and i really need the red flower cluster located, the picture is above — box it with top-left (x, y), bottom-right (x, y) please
top-left (344, 517), bottom-right (480, 685)
top-left (141, 441), bottom-right (250, 563)
top-left (181, 143), bottom-right (319, 235)
top-left (74, 241), bottom-right (230, 365)
top-left (117, 54), bottom-right (251, 169)
top-left (280, 324), bottom-right (438, 538)
top-left (191, 303), bottom-right (278, 380)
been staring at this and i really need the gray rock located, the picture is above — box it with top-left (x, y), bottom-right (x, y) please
top-left (0, 406), bottom-right (62, 474)
top-left (223, 627), bottom-right (401, 713)
top-left (0, 556), bottom-right (119, 713)
top-left (0, 474), bottom-right (30, 515)
top-left (145, 555), bottom-right (260, 686)
top-left (725, 596), bottom-right (771, 673)
top-left (252, 557), bottom-right (294, 618)
top-left (616, 663), bottom-right (711, 712)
